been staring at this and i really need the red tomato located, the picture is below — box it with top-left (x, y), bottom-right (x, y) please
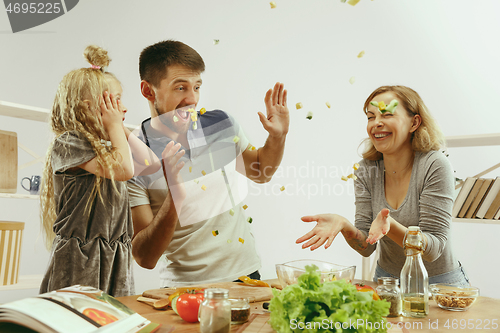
top-left (354, 282), bottom-right (374, 291)
top-left (176, 290), bottom-right (205, 323)
top-left (354, 283), bottom-right (380, 300)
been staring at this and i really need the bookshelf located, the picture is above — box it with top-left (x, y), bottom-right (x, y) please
top-left (0, 101), bottom-right (137, 131)
top-left (0, 275), bottom-right (43, 291)
top-left (0, 193), bottom-right (39, 200)
top-left (447, 133), bottom-right (500, 225)
top-left (0, 103), bottom-right (138, 193)
top-left (452, 218), bottom-right (500, 225)
top-left (446, 133), bottom-right (500, 148)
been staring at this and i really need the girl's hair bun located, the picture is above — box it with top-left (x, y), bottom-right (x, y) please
top-left (84, 45), bottom-right (111, 69)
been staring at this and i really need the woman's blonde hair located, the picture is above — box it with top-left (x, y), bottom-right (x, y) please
top-left (361, 85), bottom-right (444, 161)
top-left (40, 45), bottom-right (123, 249)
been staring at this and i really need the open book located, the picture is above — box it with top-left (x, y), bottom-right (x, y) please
top-left (0, 285), bottom-right (161, 333)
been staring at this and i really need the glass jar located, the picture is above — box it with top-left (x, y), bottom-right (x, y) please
top-left (230, 298), bottom-right (250, 324)
top-left (400, 226), bottom-right (429, 318)
top-left (198, 288), bottom-right (231, 333)
top-left (376, 277), bottom-right (402, 317)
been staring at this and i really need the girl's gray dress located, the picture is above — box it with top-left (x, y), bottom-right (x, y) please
top-left (40, 131), bottom-right (134, 297)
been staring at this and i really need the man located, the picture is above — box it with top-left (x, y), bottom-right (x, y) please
top-left (128, 40), bottom-right (289, 287)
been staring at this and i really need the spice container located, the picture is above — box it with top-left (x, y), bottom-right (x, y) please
top-left (376, 277), bottom-right (402, 317)
top-left (230, 298), bottom-right (250, 324)
top-left (198, 288), bottom-right (231, 333)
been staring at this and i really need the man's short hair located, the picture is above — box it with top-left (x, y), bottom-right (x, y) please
top-left (139, 40), bottom-right (205, 87)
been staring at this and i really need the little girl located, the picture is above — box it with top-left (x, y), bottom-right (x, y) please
top-left (39, 45), bottom-right (147, 297)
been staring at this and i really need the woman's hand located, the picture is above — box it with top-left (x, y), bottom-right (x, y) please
top-left (296, 214), bottom-right (346, 250)
top-left (366, 208), bottom-right (391, 245)
top-left (100, 91), bottom-right (124, 131)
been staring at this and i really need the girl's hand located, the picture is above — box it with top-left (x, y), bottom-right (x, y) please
top-left (100, 91), bottom-right (124, 130)
top-left (366, 208), bottom-right (391, 245)
top-left (296, 214), bottom-right (345, 250)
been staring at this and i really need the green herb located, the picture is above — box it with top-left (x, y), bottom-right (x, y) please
top-left (269, 265), bottom-right (390, 333)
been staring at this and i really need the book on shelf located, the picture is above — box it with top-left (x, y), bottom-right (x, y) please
top-left (0, 285), bottom-right (161, 333)
top-left (475, 177), bottom-right (500, 219)
top-left (484, 188), bottom-right (500, 220)
top-left (465, 178), bottom-right (494, 219)
top-left (452, 177), bottom-right (477, 218)
top-left (494, 206), bottom-right (500, 220)
top-left (457, 179), bottom-right (484, 218)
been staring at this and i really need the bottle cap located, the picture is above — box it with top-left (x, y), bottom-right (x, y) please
top-left (204, 288), bottom-right (229, 299)
top-left (377, 277), bottom-right (399, 285)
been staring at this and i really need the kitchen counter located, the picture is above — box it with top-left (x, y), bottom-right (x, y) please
top-left (116, 279), bottom-right (500, 333)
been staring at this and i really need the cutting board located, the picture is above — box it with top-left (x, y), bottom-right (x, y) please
top-left (143, 281), bottom-right (274, 303)
top-left (0, 130), bottom-right (17, 193)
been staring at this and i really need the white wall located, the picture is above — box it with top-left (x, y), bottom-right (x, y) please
top-left (1, 0), bottom-right (499, 303)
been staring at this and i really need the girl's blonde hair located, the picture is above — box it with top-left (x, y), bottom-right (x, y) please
top-left (361, 85), bottom-right (444, 161)
top-left (40, 45), bottom-right (123, 249)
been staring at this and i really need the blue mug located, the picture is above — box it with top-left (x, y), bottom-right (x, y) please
top-left (21, 175), bottom-right (41, 195)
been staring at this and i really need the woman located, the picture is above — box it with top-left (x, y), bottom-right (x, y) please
top-left (297, 85), bottom-right (469, 285)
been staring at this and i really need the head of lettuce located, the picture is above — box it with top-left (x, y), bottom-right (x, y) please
top-left (269, 265), bottom-right (391, 333)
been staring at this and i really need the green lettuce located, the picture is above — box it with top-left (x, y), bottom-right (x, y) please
top-left (270, 265), bottom-right (390, 333)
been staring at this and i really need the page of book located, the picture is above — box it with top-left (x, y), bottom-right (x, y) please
top-left (1, 297), bottom-right (98, 333)
top-left (0, 285), bottom-right (159, 333)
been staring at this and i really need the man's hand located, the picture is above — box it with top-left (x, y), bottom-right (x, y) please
top-left (161, 142), bottom-right (185, 183)
top-left (258, 82), bottom-right (289, 138)
top-left (161, 142), bottom-right (187, 207)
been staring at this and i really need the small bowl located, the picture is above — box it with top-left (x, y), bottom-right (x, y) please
top-left (429, 283), bottom-right (479, 311)
top-left (275, 259), bottom-right (356, 288)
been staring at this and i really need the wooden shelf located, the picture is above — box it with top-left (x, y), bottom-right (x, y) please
top-left (0, 193), bottom-right (39, 199)
top-left (0, 275), bottom-right (43, 291)
top-left (446, 133), bottom-right (500, 148)
top-left (453, 218), bottom-right (500, 225)
top-left (0, 101), bottom-right (49, 122)
top-left (0, 100), bottom-right (137, 130)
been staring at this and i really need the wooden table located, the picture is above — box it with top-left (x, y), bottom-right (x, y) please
top-left (117, 280), bottom-right (500, 333)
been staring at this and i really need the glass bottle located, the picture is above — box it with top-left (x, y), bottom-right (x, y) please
top-left (400, 226), bottom-right (429, 318)
top-left (198, 288), bottom-right (231, 333)
top-left (376, 277), bottom-right (402, 317)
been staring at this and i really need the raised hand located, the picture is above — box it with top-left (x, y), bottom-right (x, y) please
top-left (258, 82), bottom-right (289, 138)
top-left (161, 141), bottom-right (185, 185)
top-left (296, 214), bottom-right (345, 250)
top-left (161, 141), bottom-right (187, 211)
top-left (366, 208), bottom-right (391, 245)
top-left (100, 91), bottom-right (124, 130)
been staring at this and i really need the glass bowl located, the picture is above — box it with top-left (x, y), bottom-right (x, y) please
top-left (429, 283), bottom-right (479, 311)
top-left (275, 259), bottom-right (356, 288)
